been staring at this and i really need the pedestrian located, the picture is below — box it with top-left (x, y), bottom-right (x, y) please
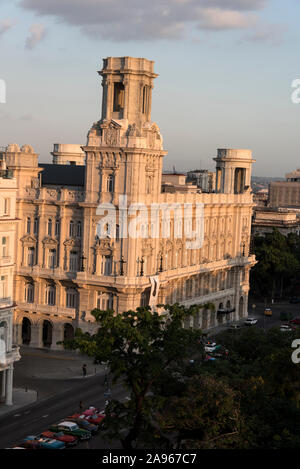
top-left (79, 400), bottom-right (83, 413)
top-left (82, 364), bottom-right (87, 377)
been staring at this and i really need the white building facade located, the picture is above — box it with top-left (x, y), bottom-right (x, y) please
top-left (0, 162), bottom-right (20, 406)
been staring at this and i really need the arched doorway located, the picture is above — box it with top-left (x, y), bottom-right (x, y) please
top-left (64, 323), bottom-right (75, 341)
top-left (42, 320), bottom-right (53, 348)
top-left (239, 296), bottom-right (244, 316)
top-left (218, 302), bottom-right (224, 310)
top-left (22, 317), bottom-right (31, 345)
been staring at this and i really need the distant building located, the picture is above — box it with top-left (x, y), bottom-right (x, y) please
top-left (51, 144), bottom-right (85, 166)
top-left (252, 207), bottom-right (300, 236)
top-left (0, 159), bottom-right (20, 406)
top-left (269, 169), bottom-right (300, 208)
top-left (253, 189), bottom-right (268, 207)
top-left (187, 170), bottom-right (216, 192)
top-left (162, 173), bottom-right (198, 193)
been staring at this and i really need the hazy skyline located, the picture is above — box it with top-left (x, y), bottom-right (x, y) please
top-left (0, 0), bottom-right (300, 176)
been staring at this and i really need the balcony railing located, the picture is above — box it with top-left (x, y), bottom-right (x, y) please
top-left (0, 297), bottom-right (13, 308)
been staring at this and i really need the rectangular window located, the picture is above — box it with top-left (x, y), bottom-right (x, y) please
top-left (101, 256), bottom-right (112, 276)
top-left (1, 236), bottom-right (8, 258)
top-left (69, 251), bottom-right (78, 272)
top-left (27, 247), bottom-right (35, 266)
top-left (48, 249), bottom-right (57, 269)
top-left (33, 218), bottom-right (39, 236)
top-left (0, 275), bottom-right (7, 298)
top-left (55, 219), bottom-right (60, 237)
top-left (4, 198), bottom-right (10, 216)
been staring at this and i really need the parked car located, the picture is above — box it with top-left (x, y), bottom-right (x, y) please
top-left (280, 324), bottom-right (295, 332)
top-left (66, 416), bottom-right (98, 434)
top-left (49, 421), bottom-right (91, 440)
top-left (290, 297), bottom-right (300, 304)
top-left (41, 431), bottom-right (78, 447)
top-left (204, 341), bottom-right (217, 352)
top-left (290, 318), bottom-right (300, 325)
top-left (228, 324), bottom-right (241, 332)
top-left (210, 346), bottom-right (229, 359)
top-left (24, 435), bottom-right (65, 450)
top-left (18, 440), bottom-right (41, 450)
top-left (205, 354), bottom-right (217, 361)
top-left (244, 317), bottom-right (258, 326)
top-left (80, 413), bottom-right (105, 426)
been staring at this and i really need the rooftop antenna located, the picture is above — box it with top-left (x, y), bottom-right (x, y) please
top-left (173, 165), bottom-right (176, 174)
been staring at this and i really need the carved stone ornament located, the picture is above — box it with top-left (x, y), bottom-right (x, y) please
top-left (102, 121), bottom-right (121, 146)
top-left (127, 123), bottom-right (141, 137)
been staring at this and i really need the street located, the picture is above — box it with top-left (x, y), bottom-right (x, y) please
top-left (0, 300), bottom-right (298, 449)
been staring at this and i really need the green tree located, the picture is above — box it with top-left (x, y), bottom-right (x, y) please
top-left (63, 303), bottom-right (208, 448)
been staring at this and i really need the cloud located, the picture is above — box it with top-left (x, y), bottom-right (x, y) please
top-left (19, 0), bottom-right (271, 41)
top-left (197, 8), bottom-right (257, 30)
top-left (242, 23), bottom-right (286, 45)
top-left (0, 19), bottom-right (15, 37)
top-left (25, 23), bottom-right (47, 49)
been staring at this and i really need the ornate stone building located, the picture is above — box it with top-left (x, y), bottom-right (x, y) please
top-left (0, 160), bottom-right (20, 405)
top-left (3, 56), bottom-right (256, 349)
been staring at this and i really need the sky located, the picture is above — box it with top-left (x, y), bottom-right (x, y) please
top-left (0, 0), bottom-right (300, 176)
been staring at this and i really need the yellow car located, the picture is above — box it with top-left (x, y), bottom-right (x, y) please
top-left (264, 308), bottom-right (272, 317)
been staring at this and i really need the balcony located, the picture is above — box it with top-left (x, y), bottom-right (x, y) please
top-left (0, 345), bottom-right (20, 370)
top-left (0, 297), bottom-right (13, 309)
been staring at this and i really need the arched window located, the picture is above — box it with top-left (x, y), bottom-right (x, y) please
top-left (47, 218), bottom-right (52, 236)
top-left (106, 175), bottom-right (114, 193)
top-left (25, 283), bottom-right (34, 303)
top-left (45, 285), bottom-right (56, 306)
top-left (66, 288), bottom-right (78, 308)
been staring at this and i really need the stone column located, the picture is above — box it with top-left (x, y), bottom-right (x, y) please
top-left (1, 369), bottom-right (6, 402)
top-left (52, 324), bottom-right (64, 350)
top-left (5, 365), bottom-right (13, 406)
top-left (30, 323), bottom-right (41, 348)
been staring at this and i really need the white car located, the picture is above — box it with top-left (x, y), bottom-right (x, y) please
top-left (204, 342), bottom-right (217, 352)
top-left (280, 324), bottom-right (293, 332)
top-left (244, 317), bottom-right (258, 326)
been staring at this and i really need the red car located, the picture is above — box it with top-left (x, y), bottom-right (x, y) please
top-left (41, 430), bottom-right (78, 447)
top-left (290, 318), bottom-right (300, 325)
top-left (69, 410), bottom-right (105, 426)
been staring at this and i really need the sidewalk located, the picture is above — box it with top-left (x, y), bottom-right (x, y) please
top-left (15, 346), bottom-right (105, 380)
top-left (0, 387), bottom-right (37, 417)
